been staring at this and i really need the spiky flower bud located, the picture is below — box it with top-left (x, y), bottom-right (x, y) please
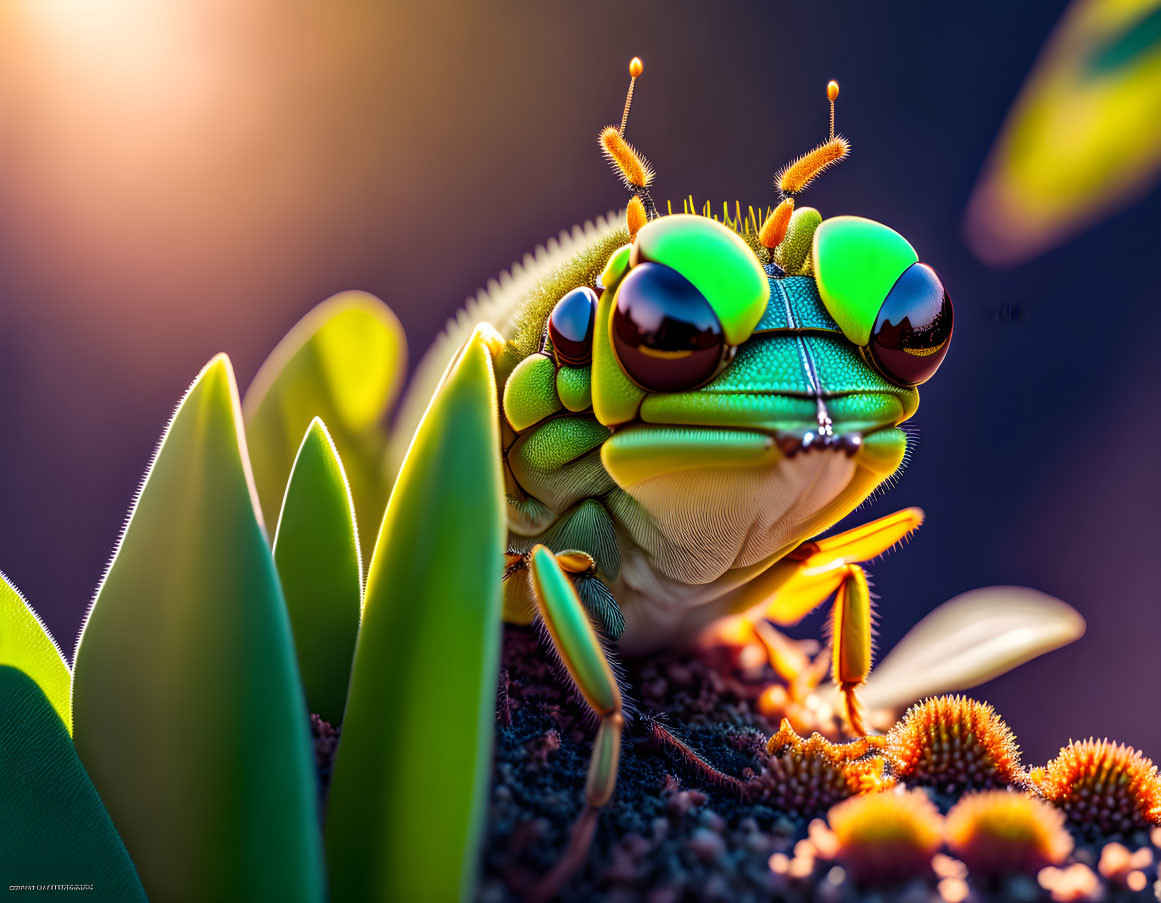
top-left (826, 789), bottom-right (943, 885)
top-left (1029, 739), bottom-right (1161, 838)
top-left (749, 719), bottom-right (893, 817)
top-left (945, 790), bottom-right (1072, 877)
top-left (887, 695), bottom-right (1021, 794)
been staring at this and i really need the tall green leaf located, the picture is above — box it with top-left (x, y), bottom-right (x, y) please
top-left (72, 354), bottom-right (325, 903)
top-left (0, 570), bottom-right (70, 731)
top-left (325, 327), bottom-right (505, 903)
top-left (273, 418), bottom-right (362, 725)
top-left (243, 292), bottom-right (406, 556)
top-left (0, 666), bottom-right (146, 901)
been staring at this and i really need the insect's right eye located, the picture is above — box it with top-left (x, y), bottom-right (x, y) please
top-left (610, 262), bottom-right (729, 392)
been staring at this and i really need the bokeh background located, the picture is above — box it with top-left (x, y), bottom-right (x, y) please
top-left (0, 0), bottom-right (1156, 762)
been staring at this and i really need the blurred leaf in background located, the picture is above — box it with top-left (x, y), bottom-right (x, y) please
top-left (244, 291), bottom-right (406, 556)
top-left (966, 0), bottom-right (1161, 264)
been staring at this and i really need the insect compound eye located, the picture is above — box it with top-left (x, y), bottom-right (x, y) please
top-left (869, 263), bottom-right (953, 386)
top-left (548, 286), bottom-right (598, 367)
top-left (610, 261), bottom-right (730, 392)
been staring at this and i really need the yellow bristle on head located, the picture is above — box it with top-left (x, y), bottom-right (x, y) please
top-left (759, 198), bottom-right (795, 249)
top-left (777, 136), bottom-right (850, 196)
top-left (626, 196), bottom-right (647, 238)
top-left (600, 126), bottom-right (654, 189)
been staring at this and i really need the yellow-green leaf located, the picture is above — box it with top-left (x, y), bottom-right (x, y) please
top-left (273, 418), bottom-right (362, 725)
top-left (325, 326), bottom-right (505, 903)
top-left (244, 291), bottom-right (406, 556)
top-left (0, 570), bottom-right (70, 731)
top-left (0, 666), bottom-right (146, 901)
top-left (72, 354), bottom-right (325, 903)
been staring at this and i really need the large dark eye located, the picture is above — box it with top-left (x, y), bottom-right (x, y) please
top-left (611, 262), bottom-right (729, 392)
top-left (869, 263), bottom-right (953, 386)
top-left (548, 286), bottom-right (598, 367)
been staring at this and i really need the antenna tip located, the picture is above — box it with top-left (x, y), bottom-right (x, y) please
top-left (629, 57), bottom-right (644, 78)
top-left (827, 80), bottom-right (840, 102)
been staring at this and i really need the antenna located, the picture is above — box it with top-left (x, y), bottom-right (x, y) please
top-left (620, 57), bottom-right (644, 135)
top-left (599, 56), bottom-right (658, 221)
top-left (828, 80), bottom-right (839, 141)
top-left (763, 80), bottom-right (850, 262)
top-left (774, 79), bottom-right (850, 198)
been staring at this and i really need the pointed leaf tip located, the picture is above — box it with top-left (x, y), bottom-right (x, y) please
top-left (325, 326), bottom-right (504, 902)
top-left (73, 355), bottom-right (324, 902)
top-left (273, 417), bottom-right (362, 725)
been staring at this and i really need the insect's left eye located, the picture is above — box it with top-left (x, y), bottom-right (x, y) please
top-left (869, 263), bottom-right (953, 386)
top-left (611, 262), bottom-right (730, 392)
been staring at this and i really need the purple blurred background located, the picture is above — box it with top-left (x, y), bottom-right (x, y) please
top-left (0, 1), bottom-right (1156, 761)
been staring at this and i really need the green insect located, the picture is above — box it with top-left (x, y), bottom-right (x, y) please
top-left (391, 58), bottom-right (954, 877)
top-left (0, 55), bottom-right (1090, 903)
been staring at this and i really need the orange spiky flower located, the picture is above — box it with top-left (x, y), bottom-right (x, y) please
top-left (599, 126), bottom-right (654, 189)
top-left (945, 791), bottom-right (1073, 878)
top-left (1029, 739), bottom-right (1161, 838)
top-left (749, 719), bottom-right (893, 816)
top-left (776, 137), bottom-right (850, 196)
top-left (887, 696), bottom-right (1022, 794)
top-left (826, 789), bottom-right (943, 885)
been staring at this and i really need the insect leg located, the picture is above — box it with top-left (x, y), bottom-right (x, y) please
top-left (765, 506), bottom-right (922, 625)
top-left (525, 544), bottom-right (624, 894)
top-left (830, 563), bottom-right (873, 737)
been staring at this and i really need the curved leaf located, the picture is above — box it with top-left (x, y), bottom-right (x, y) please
top-left (72, 354), bottom-right (325, 903)
top-left (273, 418), bottom-right (362, 725)
top-left (0, 666), bottom-right (146, 900)
top-left (861, 586), bottom-right (1086, 711)
top-left (243, 291), bottom-right (406, 556)
top-left (0, 570), bottom-right (70, 731)
top-left (325, 326), bottom-right (505, 903)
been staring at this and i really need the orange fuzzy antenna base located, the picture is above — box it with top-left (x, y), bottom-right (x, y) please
top-left (759, 198), bottom-right (795, 249)
top-left (626, 196), bottom-right (647, 237)
top-left (777, 136), bottom-right (850, 196)
top-left (600, 126), bottom-right (654, 189)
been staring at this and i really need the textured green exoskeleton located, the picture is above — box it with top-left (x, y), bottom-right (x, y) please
top-left (385, 188), bottom-right (958, 851)
top-left (377, 72), bottom-right (970, 871)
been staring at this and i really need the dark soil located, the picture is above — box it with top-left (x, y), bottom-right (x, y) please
top-left (475, 626), bottom-right (1159, 903)
top-left (479, 625), bottom-right (816, 902)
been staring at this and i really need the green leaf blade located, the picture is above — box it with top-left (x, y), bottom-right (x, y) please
top-left (0, 666), bottom-right (146, 901)
top-left (0, 571), bottom-right (70, 732)
top-left (243, 292), bottom-right (406, 555)
top-left (273, 418), bottom-right (362, 725)
top-left (72, 354), bottom-right (325, 903)
top-left (325, 328), bottom-right (505, 903)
